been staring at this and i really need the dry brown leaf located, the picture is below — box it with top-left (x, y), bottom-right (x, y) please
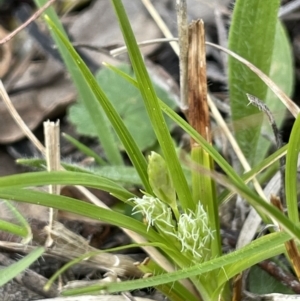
top-left (68, 0), bottom-right (161, 63)
top-left (0, 57), bottom-right (76, 143)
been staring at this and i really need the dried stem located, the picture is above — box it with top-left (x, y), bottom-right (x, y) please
top-left (0, 0), bottom-right (56, 45)
top-left (44, 120), bottom-right (61, 247)
top-left (188, 20), bottom-right (210, 141)
top-left (176, 0), bottom-right (189, 111)
top-left (140, 0), bottom-right (179, 55)
top-left (258, 259), bottom-right (300, 293)
top-left (0, 80), bottom-right (45, 154)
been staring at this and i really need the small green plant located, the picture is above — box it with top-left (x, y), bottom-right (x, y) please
top-left (0, 0), bottom-right (298, 300)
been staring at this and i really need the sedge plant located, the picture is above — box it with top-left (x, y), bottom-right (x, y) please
top-left (0, 0), bottom-right (298, 300)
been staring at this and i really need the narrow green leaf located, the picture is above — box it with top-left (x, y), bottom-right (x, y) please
top-left (80, 232), bottom-right (288, 293)
top-left (0, 200), bottom-right (32, 242)
top-left (0, 247), bottom-right (44, 286)
top-left (35, 0), bottom-right (123, 165)
top-left (137, 259), bottom-right (199, 301)
top-left (62, 133), bottom-right (107, 166)
top-left (0, 188), bottom-right (164, 245)
top-left (228, 0), bottom-right (280, 165)
top-left (1, 171), bottom-right (298, 250)
top-left (0, 171), bottom-right (134, 202)
top-left (191, 147), bottom-right (221, 259)
top-left (0, 219), bottom-right (28, 238)
top-left (110, 0), bottom-right (193, 210)
top-left (285, 113), bottom-right (300, 223)
top-left (218, 144), bottom-right (288, 205)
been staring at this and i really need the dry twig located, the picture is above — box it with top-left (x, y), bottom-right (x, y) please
top-left (0, 0), bottom-right (56, 45)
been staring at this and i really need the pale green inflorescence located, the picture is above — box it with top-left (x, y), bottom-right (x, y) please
top-left (132, 195), bottom-right (175, 234)
top-left (131, 195), bottom-right (214, 262)
top-left (176, 203), bottom-right (214, 261)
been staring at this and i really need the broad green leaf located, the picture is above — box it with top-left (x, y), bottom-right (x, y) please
top-left (228, 0), bottom-right (280, 166)
top-left (68, 65), bottom-right (177, 151)
top-left (0, 247), bottom-right (44, 286)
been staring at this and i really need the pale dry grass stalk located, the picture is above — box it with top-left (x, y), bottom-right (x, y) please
top-left (140, 0), bottom-right (179, 55)
top-left (44, 120), bottom-right (61, 247)
top-left (176, 0), bottom-right (189, 111)
top-left (0, 80), bottom-right (45, 154)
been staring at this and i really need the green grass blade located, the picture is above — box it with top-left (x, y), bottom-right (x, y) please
top-left (137, 259), bottom-right (199, 301)
top-left (0, 247), bottom-right (44, 286)
top-left (35, 0), bottom-right (122, 166)
top-left (110, 0), bottom-right (193, 210)
top-left (218, 144), bottom-right (287, 205)
top-left (191, 147), bottom-right (221, 258)
top-left (77, 232), bottom-right (288, 293)
top-left (285, 113), bottom-right (300, 223)
top-left (0, 219), bottom-right (28, 238)
top-left (228, 0), bottom-right (280, 166)
top-left (0, 188), bottom-right (164, 245)
top-left (0, 171), bottom-right (134, 202)
top-left (1, 200), bottom-right (32, 242)
top-left (63, 254), bottom-right (198, 301)
top-left (62, 133), bottom-right (107, 166)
